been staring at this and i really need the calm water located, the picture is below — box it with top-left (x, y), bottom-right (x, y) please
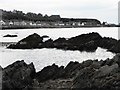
top-left (0, 27), bottom-right (118, 71)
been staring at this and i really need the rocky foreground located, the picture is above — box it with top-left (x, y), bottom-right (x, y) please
top-left (1, 54), bottom-right (120, 90)
top-left (7, 32), bottom-right (120, 53)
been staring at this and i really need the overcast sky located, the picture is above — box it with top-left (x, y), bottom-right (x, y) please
top-left (0, 0), bottom-right (119, 24)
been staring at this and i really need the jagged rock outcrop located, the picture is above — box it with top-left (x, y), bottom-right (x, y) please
top-left (2, 60), bottom-right (36, 90)
top-left (36, 64), bottom-right (65, 82)
top-left (8, 33), bottom-right (43, 49)
top-left (2, 54), bottom-right (120, 89)
top-left (109, 40), bottom-right (120, 53)
top-left (73, 54), bottom-right (120, 89)
top-left (6, 32), bottom-right (98, 52)
top-left (98, 37), bottom-right (117, 50)
top-left (7, 32), bottom-right (119, 53)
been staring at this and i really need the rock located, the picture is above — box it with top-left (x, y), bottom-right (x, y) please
top-left (66, 32), bottom-right (102, 51)
top-left (68, 32), bottom-right (102, 45)
top-left (82, 60), bottom-right (93, 67)
top-left (73, 55), bottom-right (120, 89)
top-left (95, 64), bottom-right (119, 78)
top-left (40, 38), bottom-right (54, 48)
top-left (112, 54), bottom-right (120, 66)
top-left (98, 37), bottom-right (117, 50)
top-left (7, 32), bottom-right (118, 53)
top-left (79, 41), bottom-right (98, 52)
top-left (36, 64), bottom-right (65, 82)
top-left (73, 67), bottom-right (96, 88)
top-left (53, 38), bottom-right (68, 49)
top-left (90, 60), bottom-right (101, 69)
top-left (8, 33), bottom-right (43, 49)
top-left (2, 60), bottom-right (36, 90)
top-left (109, 40), bottom-right (120, 53)
top-left (42, 35), bottom-right (49, 38)
top-left (3, 34), bottom-right (18, 37)
top-left (2, 54), bottom-right (120, 89)
top-left (64, 61), bottom-right (82, 78)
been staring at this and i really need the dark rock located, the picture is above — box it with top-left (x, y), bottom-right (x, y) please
top-left (89, 60), bottom-right (101, 69)
top-left (7, 32), bottom-right (118, 53)
top-left (53, 38), bottom-right (68, 49)
top-left (79, 41), bottom-right (98, 52)
top-left (3, 34), bottom-right (18, 37)
top-left (82, 60), bottom-right (93, 67)
top-left (40, 38), bottom-right (54, 48)
top-left (109, 40), bottom-right (120, 53)
top-left (36, 64), bottom-right (65, 82)
top-left (66, 32), bottom-right (101, 51)
top-left (2, 60), bottom-right (36, 90)
top-left (68, 32), bottom-right (102, 45)
top-left (112, 54), bottom-right (120, 66)
top-left (8, 33), bottom-right (43, 49)
top-left (42, 35), bottom-right (49, 38)
top-left (64, 61), bottom-right (82, 78)
top-left (73, 55), bottom-right (120, 89)
top-left (2, 54), bottom-right (120, 89)
top-left (98, 37), bottom-right (117, 50)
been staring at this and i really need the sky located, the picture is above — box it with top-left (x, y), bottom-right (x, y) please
top-left (0, 0), bottom-right (119, 24)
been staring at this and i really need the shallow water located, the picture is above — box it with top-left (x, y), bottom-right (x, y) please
top-left (0, 27), bottom-right (118, 71)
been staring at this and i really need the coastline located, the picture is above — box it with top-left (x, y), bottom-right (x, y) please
top-left (1, 53), bottom-right (120, 89)
top-left (1, 25), bottom-right (119, 30)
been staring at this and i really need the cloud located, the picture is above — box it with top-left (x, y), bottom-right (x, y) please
top-left (0, 0), bottom-right (119, 23)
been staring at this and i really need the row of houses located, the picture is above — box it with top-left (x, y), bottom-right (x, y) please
top-left (0, 20), bottom-right (101, 27)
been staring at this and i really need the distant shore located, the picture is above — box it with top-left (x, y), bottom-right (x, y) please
top-left (1, 25), bottom-right (119, 30)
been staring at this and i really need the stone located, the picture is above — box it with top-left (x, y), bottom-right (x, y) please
top-left (36, 64), bottom-right (65, 82)
top-left (2, 60), bottom-right (36, 89)
top-left (8, 33), bottom-right (43, 49)
top-left (109, 40), bottom-right (120, 53)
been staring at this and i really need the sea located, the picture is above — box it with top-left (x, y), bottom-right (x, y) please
top-left (0, 27), bottom-right (118, 72)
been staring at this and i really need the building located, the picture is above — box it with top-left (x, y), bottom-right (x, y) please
top-left (0, 20), bottom-right (5, 25)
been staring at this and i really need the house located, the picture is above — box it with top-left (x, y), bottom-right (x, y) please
top-left (21, 21), bottom-right (27, 26)
top-left (13, 21), bottom-right (21, 25)
top-left (9, 21), bottom-right (14, 25)
top-left (0, 20), bottom-right (6, 25)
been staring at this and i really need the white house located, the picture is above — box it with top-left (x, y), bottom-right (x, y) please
top-left (0, 20), bottom-right (5, 25)
top-left (9, 21), bottom-right (14, 25)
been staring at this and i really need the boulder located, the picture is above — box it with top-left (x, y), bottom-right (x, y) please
top-left (8, 33), bottom-right (43, 49)
top-left (109, 40), bottom-right (120, 53)
top-left (95, 64), bottom-right (119, 78)
top-left (98, 37), bottom-right (117, 50)
top-left (3, 34), bottom-right (18, 37)
top-left (36, 64), bottom-right (65, 82)
top-left (40, 38), bottom-right (54, 48)
top-left (53, 38), bottom-right (68, 49)
top-left (73, 55), bottom-right (120, 89)
top-left (2, 60), bottom-right (36, 90)
top-left (64, 61), bottom-right (82, 78)
top-left (82, 60), bottom-right (93, 67)
top-left (42, 35), bottom-right (49, 38)
top-left (68, 32), bottom-right (102, 45)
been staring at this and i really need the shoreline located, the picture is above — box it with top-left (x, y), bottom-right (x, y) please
top-left (1, 53), bottom-right (120, 89)
top-left (0, 25), bottom-right (119, 30)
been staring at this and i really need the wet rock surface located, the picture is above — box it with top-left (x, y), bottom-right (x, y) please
top-left (7, 32), bottom-right (119, 53)
top-left (2, 54), bottom-right (120, 89)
